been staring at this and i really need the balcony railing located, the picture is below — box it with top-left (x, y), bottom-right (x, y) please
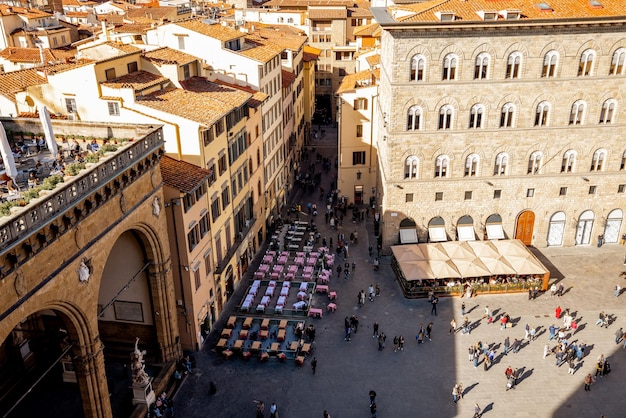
top-left (0, 128), bottom-right (163, 255)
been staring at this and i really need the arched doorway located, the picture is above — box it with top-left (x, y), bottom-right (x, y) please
top-left (515, 210), bottom-right (535, 245)
top-left (428, 216), bottom-right (447, 242)
top-left (399, 218), bottom-right (418, 244)
top-left (547, 212), bottom-right (566, 246)
top-left (457, 215), bottom-right (475, 241)
top-left (0, 307), bottom-right (95, 417)
top-left (575, 210), bottom-right (595, 245)
top-left (604, 209), bottom-right (623, 243)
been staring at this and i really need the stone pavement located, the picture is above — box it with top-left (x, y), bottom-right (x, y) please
top-left (174, 127), bottom-right (626, 417)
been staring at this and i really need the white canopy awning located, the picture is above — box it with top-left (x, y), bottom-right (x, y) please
top-left (457, 225), bottom-right (475, 241)
top-left (399, 228), bottom-right (418, 244)
top-left (428, 227), bottom-right (447, 242)
top-left (486, 224), bottom-right (505, 240)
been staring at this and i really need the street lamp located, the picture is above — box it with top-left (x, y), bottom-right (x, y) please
top-left (356, 169), bottom-right (362, 180)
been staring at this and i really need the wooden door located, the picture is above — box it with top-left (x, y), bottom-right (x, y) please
top-left (515, 210), bottom-right (535, 245)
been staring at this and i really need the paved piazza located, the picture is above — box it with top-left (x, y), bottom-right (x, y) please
top-left (174, 132), bottom-right (626, 418)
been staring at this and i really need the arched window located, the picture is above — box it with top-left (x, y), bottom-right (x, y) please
top-left (561, 149), bottom-right (576, 173)
top-left (468, 104), bottom-right (484, 129)
top-left (410, 54), bottom-right (426, 81)
top-left (527, 151), bottom-right (542, 174)
top-left (500, 103), bottom-right (515, 128)
top-left (569, 100), bottom-right (586, 125)
top-left (474, 52), bottom-right (490, 80)
top-left (534, 101), bottom-right (550, 126)
top-left (464, 153), bottom-right (479, 177)
top-left (610, 48), bottom-right (626, 75)
top-left (407, 106), bottom-right (422, 131)
top-left (599, 99), bottom-right (616, 124)
top-left (590, 149), bottom-right (607, 172)
top-left (442, 53), bottom-right (458, 80)
top-left (506, 52), bottom-right (522, 79)
top-left (405, 155), bottom-right (419, 179)
top-left (578, 49), bottom-right (595, 76)
top-left (434, 154), bottom-right (449, 178)
top-left (494, 152), bottom-right (508, 176)
top-left (438, 105), bottom-right (453, 130)
top-left (542, 50), bottom-right (558, 77)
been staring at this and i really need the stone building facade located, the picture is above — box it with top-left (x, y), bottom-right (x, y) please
top-left (371, 1), bottom-right (626, 249)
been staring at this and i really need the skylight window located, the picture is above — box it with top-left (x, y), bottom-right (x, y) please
top-left (435, 11), bottom-right (456, 22)
top-left (477, 11), bottom-right (498, 21)
top-left (536, 3), bottom-right (553, 11)
top-left (589, 0), bottom-right (603, 8)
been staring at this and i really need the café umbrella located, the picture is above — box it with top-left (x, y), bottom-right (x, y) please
top-left (0, 121), bottom-right (18, 184)
top-left (39, 105), bottom-right (58, 159)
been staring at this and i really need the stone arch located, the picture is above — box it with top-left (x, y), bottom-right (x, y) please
top-left (438, 43), bottom-right (466, 61)
top-left (464, 95), bottom-right (492, 112)
top-left (402, 97), bottom-right (430, 112)
top-left (495, 94), bottom-right (522, 111)
top-left (404, 44), bottom-right (432, 62)
top-left (400, 218), bottom-right (417, 228)
top-left (489, 144), bottom-right (516, 161)
top-left (502, 42), bottom-right (530, 61)
top-left (538, 42), bottom-right (566, 60)
top-left (433, 96), bottom-right (460, 113)
top-left (471, 43), bottom-right (497, 60)
top-left (575, 39), bottom-right (603, 58)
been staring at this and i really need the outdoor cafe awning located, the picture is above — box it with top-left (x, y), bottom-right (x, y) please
top-left (391, 239), bottom-right (548, 281)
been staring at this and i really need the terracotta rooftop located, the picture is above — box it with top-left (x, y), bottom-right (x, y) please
top-left (176, 19), bottom-right (243, 42)
top-left (308, 7), bottom-right (347, 20)
top-left (393, 0), bottom-right (626, 23)
top-left (281, 69), bottom-right (295, 88)
top-left (143, 47), bottom-right (198, 65)
top-left (0, 68), bottom-right (46, 102)
top-left (127, 6), bottom-right (179, 20)
top-left (253, 25), bottom-right (307, 51)
top-left (336, 68), bottom-right (379, 94)
top-left (365, 54), bottom-right (380, 67)
top-left (212, 79), bottom-right (268, 108)
top-left (137, 77), bottom-right (251, 126)
top-left (239, 35), bottom-right (284, 63)
top-left (62, 0), bottom-right (97, 6)
top-left (264, 0), bottom-right (353, 8)
top-left (101, 70), bottom-right (170, 90)
top-left (348, 2), bottom-right (373, 17)
top-left (0, 47), bottom-right (76, 63)
top-left (160, 155), bottom-right (212, 193)
top-left (353, 22), bottom-right (380, 36)
top-left (303, 45), bottom-right (321, 62)
top-left (112, 23), bottom-right (153, 33)
top-left (0, 4), bottom-right (52, 18)
top-left (46, 60), bottom-right (94, 75)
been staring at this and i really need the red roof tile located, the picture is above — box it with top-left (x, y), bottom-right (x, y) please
top-left (160, 155), bottom-right (212, 193)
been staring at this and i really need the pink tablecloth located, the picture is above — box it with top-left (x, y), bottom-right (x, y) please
top-left (288, 265), bottom-right (298, 273)
top-left (277, 256), bottom-right (288, 265)
top-left (295, 257), bottom-right (305, 266)
top-left (263, 255), bottom-right (273, 264)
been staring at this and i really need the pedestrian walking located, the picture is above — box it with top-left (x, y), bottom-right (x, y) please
top-left (512, 338), bottom-right (521, 353)
top-left (311, 357), bottom-right (317, 374)
top-left (452, 384), bottom-right (461, 403)
top-left (543, 343), bottom-right (550, 359)
top-left (504, 336), bottom-right (510, 355)
top-left (584, 373), bottom-right (594, 391)
top-left (370, 402), bottom-right (377, 418)
top-left (255, 400), bottom-right (265, 418)
top-left (473, 403), bottom-right (481, 418)
top-left (399, 335), bottom-right (405, 350)
top-left (568, 358), bottom-right (576, 375)
top-left (483, 305), bottom-right (490, 319)
top-left (368, 245), bottom-right (373, 258)
top-left (450, 318), bottom-right (457, 334)
top-left (615, 327), bottom-right (623, 344)
top-left (616, 284), bottom-right (622, 297)
top-left (462, 316), bottom-right (470, 334)
top-left (323, 410), bottom-right (330, 418)
top-left (431, 296), bottom-right (438, 315)
top-left (525, 324), bottom-right (530, 340)
top-left (270, 402), bottom-right (279, 418)
top-left (373, 321), bottom-right (379, 338)
top-left (344, 326), bottom-right (351, 342)
top-left (426, 322), bottom-right (433, 341)
top-left (461, 301), bottom-right (466, 316)
top-left (550, 283), bottom-right (557, 297)
top-left (530, 327), bottom-right (537, 341)
top-left (369, 390), bottom-right (376, 406)
top-left (555, 306), bottom-right (562, 319)
top-left (377, 333), bottom-right (386, 350)
top-left (368, 285), bottom-right (375, 302)
top-left (393, 336), bottom-right (399, 352)
top-left (473, 349), bottom-right (479, 368)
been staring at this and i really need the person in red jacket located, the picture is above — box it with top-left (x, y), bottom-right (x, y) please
top-left (555, 306), bottom-right (562, 319)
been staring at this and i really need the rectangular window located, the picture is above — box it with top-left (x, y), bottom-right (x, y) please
top-left (218, 154), bottom-right (227, 175)
top-left (178, 36), bottom-right (185, 50)
top-left (207, 163), bottom-right (216, 185)
top-left (464, 191), bottom-right (472, 200)
top-left (199, 213), bottom-right (209, 238)
top-left (211, 198), bottom-right (221, 222)
top-left (182, 64), bottom-right (190, 79)
top-left (187, 225), bottom-right (199, 251)
top-left (356, 125), bottom-right (363, 138)
top-left (215, 119), bottom-right (224, 136)
top-left (559, 187), bottom-right (567, 196)
top-left (127, 61), bottom-right (138, 73)
top-left (493, 189), bottom-right (501, 199)
top-left (222, 186), bottom-right (230, 209)
top-left (527, 188), bottom-right (535, 198)
top-left (588, 185), bottom-right (597, 195)
top-left (194, 268), bottom-right (201, 290)
top-left (105, 68), bottom-right (116, 80)
top-left (352, 151), bottom-right (366, 165)
top-left (65, 98), bottom-right (77, 113)
top-left (405, 193), bottom-right (413, 203)
top-left (435, 192), bottom-right (443, 201)
top-left (354, 98), bottom-right (368, 110)
top-left (618, 184), bottom-right (625, 193)
top-left (202, 129), bottom-right (214, 146)
top-left (204, 251), bottom-right (212, 276)
top-left (107, 102), bottom-right (120, 116)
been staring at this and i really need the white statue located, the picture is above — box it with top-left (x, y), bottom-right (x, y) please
top-left (78, 260), bottom-right (91, 282)
top-left (130, 337), bottom-right (150, 386)
top-left (152, 196), bottom-right (161, 217)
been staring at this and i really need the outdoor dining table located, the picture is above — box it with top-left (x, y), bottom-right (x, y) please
top-left (254, 271), bottom-right (264, 279)
top-left (295, 257), bottom-right (305, 266)
top-left (299, 282), bottom-right (309, 292)
top-left (285, 272), bottom-right (295, 280)
top-left (288, 265), bottom-right (298, 273)
top-left (268, 280), bottom-right (277, 288)
top-left (280, 287), bottom-right (289, 297)
top-left (308, 308), bottom-right (323, 318)
top-left (277, 255), bottom-right (288, 265)
top-left (216, 338), bottom-right (228, 350)
top-left (292, 301), bottom-right (307, 310)
top-left (297, 291), bottom-right (307, 301)
top-left (318, 275), bottom-right (329, 284)
top-left (227, 316), bottom-right (237, 328)
top-left (276, 296), bottom-right (286, 307)
top-left (316, 285), bottom-right (329, 294)
top-left (258, 264), bottom-right (270, 273)
top-left (262, 255), bottom-right (273, 264)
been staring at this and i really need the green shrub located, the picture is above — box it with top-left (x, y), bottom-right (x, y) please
top-left (66, 162), bottom-right (86, 176)
top-left (0, 201), bottom-right (16, 216)
top-left (41, 175), bottom-right (64, 190)
top-left (85, 154), bottom-right (100, 163)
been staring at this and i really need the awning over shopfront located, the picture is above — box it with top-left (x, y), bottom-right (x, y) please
top-left (391, 239), bottom-right (548, 281)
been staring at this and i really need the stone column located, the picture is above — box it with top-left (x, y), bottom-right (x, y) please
top-left (74, 337), bottom-right (113, 418)
top-left (149, 259), bottom-right (181, 362)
